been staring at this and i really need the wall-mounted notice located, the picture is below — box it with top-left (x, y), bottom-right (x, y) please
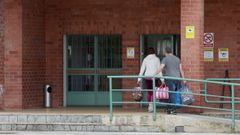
top-left (127, 47), bottom-right (135, 59)
top-left (203, 33), bottom-right (214, 48)
top-left (204, 48), bottom-right (214, 62)
top-left (218, 48), bottom-right (229, 62)
top-left (186, 26), bottom-right (195, 39)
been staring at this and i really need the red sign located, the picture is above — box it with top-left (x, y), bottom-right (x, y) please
top-left (203, 33), bottom-right (214, 48)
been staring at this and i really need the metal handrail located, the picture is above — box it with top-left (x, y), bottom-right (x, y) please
top-left (205, 78), bottom-right (240, 104)
top-left (108, 75), bottom-right (240, 131)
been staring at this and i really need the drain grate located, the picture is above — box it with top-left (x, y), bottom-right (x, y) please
top-left (175, 126), bottom-right (185, 133)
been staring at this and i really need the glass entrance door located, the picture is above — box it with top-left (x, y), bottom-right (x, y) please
top-left (140, 34), bottom-right (180, 103)
top-left (65, 35), bottom-right (122, 106)
top-left (141, 34), bottom-right (180, 60)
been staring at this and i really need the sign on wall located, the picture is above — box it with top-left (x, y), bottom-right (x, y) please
top-left (127, 47), bottom-right (135, 59)
top-left (204, 33), bottom-right (214, 48)
top-left (185, 26), bottom-right (195, 39)
top-left (204, 48), bottom-right (214, 62)
top-left (218, 48), bottom-right (229, 62)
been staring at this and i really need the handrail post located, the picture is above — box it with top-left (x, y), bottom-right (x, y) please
top-left (152, 77), bottom-right (156, 121)
top-left (204, 80), bottom-right (207, 102)
top-left (231, 84), bottom-right (235, 132)
top-left (109, 77), bottom-right (113, 122)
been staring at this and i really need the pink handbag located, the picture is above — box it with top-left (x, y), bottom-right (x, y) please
top-left (156, 84), bottom-right (169, 99)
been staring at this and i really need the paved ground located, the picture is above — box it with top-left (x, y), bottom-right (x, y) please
top-left (0, 131), bottom-right (237, 135)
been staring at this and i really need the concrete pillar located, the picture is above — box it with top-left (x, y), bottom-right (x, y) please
top-left (0, 0), bottom-right (4, 109)
top-left (3, 0), bottom-right (23, 109)
top-left (181, 0), bottom-right (204, 112)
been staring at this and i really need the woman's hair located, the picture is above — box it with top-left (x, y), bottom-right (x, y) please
top-left (146, 47), bottom-right (155, 55)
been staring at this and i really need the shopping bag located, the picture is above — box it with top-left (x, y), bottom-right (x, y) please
top-left (175, 91), bottom-right (182, 106)
top-left (132, 85), bottom-right (143, 101)
top-left (178, 84), bottom-right (195, 105)
top-left (156, 84), bottom-right (169, 100)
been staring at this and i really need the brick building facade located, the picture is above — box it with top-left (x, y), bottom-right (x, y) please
top-left (0, 0), bottom-right (239, 110)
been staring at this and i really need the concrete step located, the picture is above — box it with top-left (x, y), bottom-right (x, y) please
top-left (0, 124), bottom-right (160, 132)
top-left (0, 114), bottom-right (102, 124)
top-left (3, 131), bottom-right (234, 135)
top-left (0, 113), bottom-right (239, 133)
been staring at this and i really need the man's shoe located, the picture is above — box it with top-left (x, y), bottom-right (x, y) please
top-left (166, 109), bottom-right (177, 115)
top-left (170, 109), bottom-right (177, 115)
top-left (166, 109), bottom-right (171, 114)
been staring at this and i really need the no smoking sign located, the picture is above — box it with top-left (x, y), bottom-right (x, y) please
top-left (204, 33), bottom-right (214, 48)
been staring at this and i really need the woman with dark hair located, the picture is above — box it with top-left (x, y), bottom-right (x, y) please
top-left (137, 47), bottom-right (163, 112)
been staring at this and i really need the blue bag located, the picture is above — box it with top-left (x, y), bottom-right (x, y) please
top-left (175, 91), bottom-right (182, 106)
top-left (170, 91), bottom-right (182, 109)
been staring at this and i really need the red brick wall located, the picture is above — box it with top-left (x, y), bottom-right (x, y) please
top-left (205, 0), bottom-right (240, 78)
top-left (45, 0), bottom-right (63, 107)
top-left (181, 0), bottom-right (204, 113)
top-left (22, 0), bottom-right (45, 108)
top-left (204, 0), bottom-right (240, 109)
top-left (0, 0), bottom-right (4, 83)
top-left (0, 0), bottom-right (4, 109)
top-left (3, 0), bottom-right (23, 108)
top-left (0, 0), bottom-right (46, 109)
top-left (45, 0), bottom-right (180, 107)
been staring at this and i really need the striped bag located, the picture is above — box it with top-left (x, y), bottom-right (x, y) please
top-left (156, 84), bottom-right (169, 100)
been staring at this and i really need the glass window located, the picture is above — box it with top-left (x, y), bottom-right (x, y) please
top-left (68, 75), bottom-right (94, 91)
top-left (67, 35), bottom-right (95, 68)
top-left (67, 35), bottom-right (122, 69)
top-left (98, 35), bottom-right (122, 68)
top-left (98, 75), bottom-right (122, 91)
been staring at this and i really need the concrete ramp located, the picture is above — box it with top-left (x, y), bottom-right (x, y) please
top-left (109, 113), bottom-right (240, 133)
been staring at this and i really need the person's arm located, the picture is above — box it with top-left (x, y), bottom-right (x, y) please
top-left (156, 59), bottom-right (164, 82)
top-left (158, 63), bottom-right (165, 83)
top-left (179, 63), bottom-right (186, 83)
top-left (137, 59), bottom-right (146, 83)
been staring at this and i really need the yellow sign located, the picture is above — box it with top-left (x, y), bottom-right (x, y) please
top-left (218, 48), bottom-right (229, 62)
top-left (204, 48), bottom-right (214, 62)
top-left (186, 26), bottom-right (195, 39)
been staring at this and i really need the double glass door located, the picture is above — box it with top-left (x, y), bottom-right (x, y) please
top-left (65, 35), bottom-right (122, 106)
